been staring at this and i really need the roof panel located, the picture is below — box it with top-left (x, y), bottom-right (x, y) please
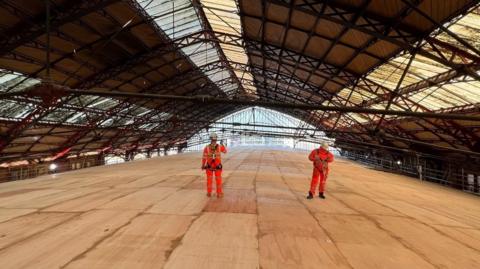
top-left (202, 0), bottom-right (257, 95)
top-left (0, 0), bottom-right (478, 162)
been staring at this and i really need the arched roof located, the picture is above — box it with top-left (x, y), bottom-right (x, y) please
top-left (0, 0), bottom-right (479, 163)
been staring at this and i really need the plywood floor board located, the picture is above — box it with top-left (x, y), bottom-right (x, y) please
top-left (0, 148), bottom-right (478, 268)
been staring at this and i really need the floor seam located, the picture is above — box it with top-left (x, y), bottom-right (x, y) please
top-left (277, 157), bottom-right (355, 269)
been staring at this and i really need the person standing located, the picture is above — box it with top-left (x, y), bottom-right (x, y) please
top-left (202, 133), bottom-right (227, 198)
top-left (307, 142), bottom-right (334, 199)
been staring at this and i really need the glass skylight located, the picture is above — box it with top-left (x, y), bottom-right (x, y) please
top-left (136, 0), bottom-right (242, 95)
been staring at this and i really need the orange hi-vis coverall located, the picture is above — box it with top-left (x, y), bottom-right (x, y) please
top-left (308, 147), bottom-right (334, 194)
top-left (202, 143), bottom-right (227, 194)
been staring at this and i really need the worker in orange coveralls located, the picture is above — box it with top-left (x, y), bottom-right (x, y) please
top-left (202, 132), bottom-right (227, 198)
top-left (307, 142), bottom-right (334, 199)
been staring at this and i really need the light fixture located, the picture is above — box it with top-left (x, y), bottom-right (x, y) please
top-left (396, 160), bottom-right (401, 165)
top-left (49, 163), bottom-right (57, 171)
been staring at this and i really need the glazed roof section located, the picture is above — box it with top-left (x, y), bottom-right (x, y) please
top-left (201, 0), bottom-right (257, 95)
top-left (136, 0), bottom-right (250, 95)
top-left (0, 69), bottom-right (161, 126)
top-left (329, 6), bottom-right (480, 123)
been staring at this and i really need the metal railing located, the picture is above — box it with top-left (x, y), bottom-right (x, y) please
top-left (342, 152), bottom-right (480, 196)
top-left (0, 157), bottom-right (105, 183)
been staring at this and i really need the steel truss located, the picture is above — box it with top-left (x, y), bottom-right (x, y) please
top-left (0, 0), bottom-right (479, 163)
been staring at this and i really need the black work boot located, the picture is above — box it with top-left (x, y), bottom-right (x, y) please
top-left (319, 192), bottom-right (326, 199)
top-left (306, 191), bottom-right (314, 199)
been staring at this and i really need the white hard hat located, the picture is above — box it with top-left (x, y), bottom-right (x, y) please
top-left (209, 132), bottom-right (218, 140)
top-left (321, 142), bottom-right (329, 150)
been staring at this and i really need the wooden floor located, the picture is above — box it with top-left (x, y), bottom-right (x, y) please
top-left (0, 148), bottom-right (479, 269)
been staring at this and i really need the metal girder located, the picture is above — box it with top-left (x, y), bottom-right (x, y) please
top-left (0, 30), bottom-right (227, 157)
top-left (39, 89), bottom-right (480, 122)
top-left (436, 104), bottom-right (480, 114)
top-left (235, 1), bottom-right (476, 147)
top-left (358, 65), bottom-right (479, 108)
top-left (2, 51), bottom-right (85, 82)
top-left (0, 0), bottom-right (182, 156)
top-left (13, 27), bottom-right (454, 115)
top-left (66, 76), bottom-right (236, 156)
top-left (263, 0), bottom-right (480, 81)
top-left (208, 30), bottom-right (434, 117)
top-left (24, 79), bottom-right (464, 151)
top-left (400, 0), bottom-right (480, 57)
top-left (74, 31), bottom-right (212, 89)
top-left (148, 55), bottom-right (362, 120)
top-left (269, 0), bottom-right (295, 99)
top-left (48, 65), bottom-right (223, 153)
top-left (128, 0), bottom-right (224, 96)
top-left (339, 75), bottom-right (480, 149)
top-left (46, 83), bottom-right (228, 159)
top-left (145, 53), bottom-right (334, 103)
top-left (244, 0), bottom-right (418, 116)
top-left (204, 32), bottom-right (440, 131)
top-left (374, 48), bottom-right (418, 131)
top-left (285, 0), bottom-right (478, 55)
top-left (74, 43), bottom-right (178, 89)
top-left (239, 1), bottom-right (411, 87)
top-left (0, 0), bottom-right (120, 56)
top-left (426, 37), bottom-right (480, 63)
top-left (6, 115), bottom-right (364, 140)
top-left (192, 0), bottom-right (246, 96)
top-left (300, 0), bottom-right (373, 99)
top-left (111, 120), bottom-right (322, 132)
top-left (0, 21), bottom-right (137, 93)
top-left (1, 1), bottom-right (479, 163)
top-left (288, 0), bottom-right (376, 130)
top-left (212, 28), bottom-right (477, 112)
top-left (6, 12), bottom-right (176, 90)
top-left (0, 81), bottom-right (363, 156)
top-left (112, 60), bottom-right (225, 97)
top-left (243, 38), bottom-right (356, 85)
top-left (144, 59), bottom-right (382, 126)
top-left (76, 54), bottom-right (330, 106)
top-left (100, 104), bottom-right (237, 154)
top-left (0, 95), bottom-right (67, 154)
top-left (122, 105), bottom-right (239, 153)
top-left (335, 137), bottom-right (480, 158)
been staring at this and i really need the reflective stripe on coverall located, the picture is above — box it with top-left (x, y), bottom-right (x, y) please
top-left (202, 144), bottom-right (227, 194)
top-left (308, 148), bottom-right (334, 194)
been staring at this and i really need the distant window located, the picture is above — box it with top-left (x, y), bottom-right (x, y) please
top-left (186, 107), bottom-right (333, 152)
